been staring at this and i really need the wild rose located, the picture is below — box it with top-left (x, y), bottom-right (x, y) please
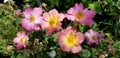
top-left (85, 29), bottom-right (103, 45)
top-left (13, 31), bottom-right (29, 49)
top-left (21, 7), bottom-right (42, 31)
top-left (66, 3), bottom-right (95, 26)
top-left (58, 27), bottom-right (84, 53)
top-left (41, 9), bottom-right (64, 34)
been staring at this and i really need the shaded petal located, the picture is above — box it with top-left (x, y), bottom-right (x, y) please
top-left (83, 8), bottom-right (95, 18)
top-left (79, 18), bottom-right (94, 26)
top-left (16, 44), bottom-right (23, 49)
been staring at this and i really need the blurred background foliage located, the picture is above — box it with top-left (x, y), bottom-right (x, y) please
top-left (0, 0), bottom-right (120, 58)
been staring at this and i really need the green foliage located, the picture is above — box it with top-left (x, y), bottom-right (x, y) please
top-left (78, 49), bottom-right (91, 58)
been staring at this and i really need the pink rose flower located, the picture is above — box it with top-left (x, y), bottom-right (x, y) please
top-left (13, 31), bottom-right (29, 49)
top-left (58, 27), bottom-right (84, 53)
top-left (66, 3), bottom-right (95, 26)
top-left (85, 29), bottom-right (103, 45)
top-left (21, 7), bottom-right (42, 31)
top-left (41, 9), bottom-right (64, 34)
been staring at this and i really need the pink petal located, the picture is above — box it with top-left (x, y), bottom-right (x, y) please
top-left (21, 18), bottom-right (35, 30)
top-left (23, 7), bottom-right (32, 18)
top-left (13, 37), bottom-right (19, 43)
top-left (65, 14), bottom-right (76, 21)
top-left (16, 44), bottom-right (23, 49)
top-left (74, 3), bottom-right (83, 10)
top-left (76, 32), bottom-right (84, 44)
top-left (43, 12), bottom-right (50, 21)
top-left (60, 44), bottom-right (71, 52)
top-left (83, 8), bottom-right (95, 18)
top-left (67, 8), bottom-right (75, 14)
top-left (80, 18), bottom-right (94, 26)
top-left (32, 7), bottom-right (42, 18)
top-left (50, 9), bottom-right (58, 15)
top-left (58, 13), bottom-right (65, 21)
top-left (71, 45), bottom-right (82, 53)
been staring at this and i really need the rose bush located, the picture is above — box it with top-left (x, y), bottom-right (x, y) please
top-left (0, 0), bottom-right (120, 58)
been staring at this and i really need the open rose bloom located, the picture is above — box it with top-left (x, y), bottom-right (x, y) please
top-left (13, 31), bottom-right (29, 49)
top-left (85, 29), bottom-right (103, 45)
top-left (21, 7), bottom-right (42, 31)
top-left (41, 9), bottom-right (64, 34)
top-left (58, 27), bottom-right (84, 53)
top-left (66, 3), bottom-right (95, 26)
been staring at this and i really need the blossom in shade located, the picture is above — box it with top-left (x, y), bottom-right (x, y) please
top-left (14, 9), bottom-right (21, 16)
top-left (85, 29), bottom-right (103, 45)
top-left (13, 31), bottom-right (29, 49)
top-left (65, 3), bottom-right (95, 26)
top-left (58, 27), bottom-right (84, 53)
top-left (21, 7), bottom-right (42, 31)
top-left (41, 9), bottom-right (64, 34)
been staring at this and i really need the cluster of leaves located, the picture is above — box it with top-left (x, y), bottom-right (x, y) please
top-left (0, 0), bottom-right (120, 58)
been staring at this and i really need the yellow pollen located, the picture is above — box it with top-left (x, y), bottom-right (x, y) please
top-left (19, 37), bottom-right (24, 43)
top-left (91, 35), bottom-right (96, 40)
top-left (66, 33), bottom-right (77, 46)
top-left (48, 15), bottom-right (57, 27)
top-left (29, 15), bottom-right (35, 22)
top-left (75, 11), bottom-right (84, 19)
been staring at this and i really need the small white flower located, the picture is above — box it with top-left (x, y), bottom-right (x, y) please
top-left (4, 0), bottom-right (9, 3)
top-left (47, 50), bottom-right (56, 58)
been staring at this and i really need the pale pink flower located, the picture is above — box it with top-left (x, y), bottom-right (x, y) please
top-left (15, 9), bottom-right (21, 16)
top-left (21, 7), bottom-right (42, 31)
top-left (58, 27), bottom-right (84, 53)
top-left (13, 31), bottom-right (29, 49)
top-left (41, 9), bottom-right (64, 34)
top-left (85, 29), bottom-right (103, 45)
top-left (65, 3), bottom-right (95, 26)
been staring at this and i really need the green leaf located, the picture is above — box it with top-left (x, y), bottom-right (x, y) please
top-left (17, 53), bottom-right (23, 58)
top-left (88, 2), bottom-right (102, 14)
top-left (78, 49), bottom-right (91, 58)
top-left (16, 53), bottom-right (28, 58)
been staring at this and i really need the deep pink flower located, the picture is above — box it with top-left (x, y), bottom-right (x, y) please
top-left (13, 31), bottom-right (29, 49)
top-left (65, 3), bottom-right (95, 26)
top-left (58, 27), bottom-right (84, 53)
top-left (85, 29), bottom-right (103, 45)
top-left (21, 7), bottom-right (42, 31)
top-left (41, 9), bottom-right (64, 34)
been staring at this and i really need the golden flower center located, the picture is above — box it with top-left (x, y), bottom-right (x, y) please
top-left (29, 15), bottom-right (35, 22)
top-left (48, 15), bottom-right (57, 27)
top-left (65, 33), bottom-right (77, 46)
top-left (19, 37), bottom-right (24, 43)
top-left (91, 35), bottom-right (96, 40)
top-left (75, 11), bottom-right (84, 19)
